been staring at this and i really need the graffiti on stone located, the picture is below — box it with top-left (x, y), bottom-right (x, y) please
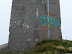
top-left (38, 13), bottom-right (60, 29)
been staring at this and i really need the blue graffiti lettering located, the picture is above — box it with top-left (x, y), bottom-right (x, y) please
top-left (38, 14), bottom-right (60, 29)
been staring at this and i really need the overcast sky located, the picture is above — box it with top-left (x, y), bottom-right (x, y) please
top-left (0, 0), bottom-right (72, 45)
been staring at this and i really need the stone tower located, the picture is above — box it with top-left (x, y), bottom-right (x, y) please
top-left (9, 0), bottom-right (62, 52)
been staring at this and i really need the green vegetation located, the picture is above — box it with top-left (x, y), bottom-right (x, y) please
top-left (0, 40), bottom-right (72, 54)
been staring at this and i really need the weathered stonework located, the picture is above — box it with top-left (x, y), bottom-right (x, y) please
top-left (9, 0), bottom-right (62, 52)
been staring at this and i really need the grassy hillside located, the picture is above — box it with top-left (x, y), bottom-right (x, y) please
top-left (0, 43), bottom-right (8, 49)
top-left (0, 40), bottom-right (72, 54)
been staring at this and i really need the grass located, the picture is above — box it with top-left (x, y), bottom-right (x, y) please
top-left (0, 40), bottom-right (72, 54)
